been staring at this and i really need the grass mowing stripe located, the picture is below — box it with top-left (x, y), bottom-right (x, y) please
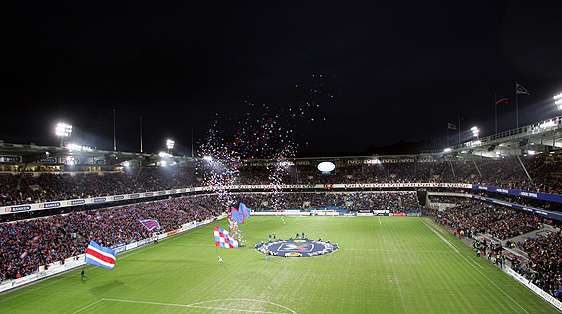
top-left (420, 217), bottom-right (530, 314)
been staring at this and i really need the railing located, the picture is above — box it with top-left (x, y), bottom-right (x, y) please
top-left (422, 115), bottom-right (562, 154)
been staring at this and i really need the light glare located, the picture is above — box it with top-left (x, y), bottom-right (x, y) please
top-left (55, 123), bottom-right (72, 137)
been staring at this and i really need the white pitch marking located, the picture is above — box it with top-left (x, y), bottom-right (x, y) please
top-left (86, 298), bottom-right (299, 314)
top-left (71, 299), bottom-right (104, 314)
top-left (420, 218), bottom-right (529, 314)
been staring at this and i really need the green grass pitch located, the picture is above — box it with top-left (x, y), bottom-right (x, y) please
top-left (0, 216), bottom-right (558, 313)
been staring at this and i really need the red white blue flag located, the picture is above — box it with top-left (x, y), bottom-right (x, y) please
top-left (214, 226), bottom-right (239, 248)
top-left (495, 95), bottom-right (510, 105)
top-left (85, 240), bottom-right (117, 270)
top-left (140, 219), bottom-right (161, 231)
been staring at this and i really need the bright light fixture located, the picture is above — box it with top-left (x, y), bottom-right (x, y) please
top-left (55, 123), bottom-right (72, 137)
top-left (166, 139), bottom-right (175, 149)
top-left (555, 91), bottom-right (562, 109)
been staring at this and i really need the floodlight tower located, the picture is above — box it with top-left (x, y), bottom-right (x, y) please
top-left (55, 123), bottom-right (72, 147)
top-left (471, 126), bottom-right (480, 139)
top-left (555, 91), bottom-right (562, 110)
top-left (166, 139), bottom-right (175, 154)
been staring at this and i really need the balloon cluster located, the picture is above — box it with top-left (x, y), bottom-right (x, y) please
top-left (198, 142), bottom-right (240, 209)
top-left (228, 217), bottom-right (245, 245)
top-left (199, 74), bottom-right (341, 158)
top-left (198, 74), bottom-right (341, 210)
top-left (267, 144), bottom-right (295, 211)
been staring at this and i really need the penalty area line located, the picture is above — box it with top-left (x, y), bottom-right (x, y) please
top-left (87, 298), bottom-right (297, 314)
top-left (71, 299), bottom-right (104, 314)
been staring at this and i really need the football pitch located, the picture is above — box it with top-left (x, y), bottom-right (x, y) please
top-left (0, 216), bottom-right (558, 313)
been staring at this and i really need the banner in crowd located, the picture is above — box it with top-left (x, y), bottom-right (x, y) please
top-left (140, 219), bottom-right (161, 231)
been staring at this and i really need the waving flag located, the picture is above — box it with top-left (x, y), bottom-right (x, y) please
top-left (495, 95), bottom-right (510, 105)
top-left (230, 208), bottom-right (245, 224)
top-left (516, 83), bottom-right (529, 95)
top-left (140, 219), bottom-right (161, 231)
top-left (214, 226), bottom-right (239, 248)
top-left (239, 203), bottom-right (251, 219)
top-left (85, 240), bottom-right (117, 270)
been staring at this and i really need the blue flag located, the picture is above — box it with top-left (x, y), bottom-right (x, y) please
top-left (239, 203), bottom-right (251, 219)
top-left (230, 208), bottom-right (245, 224)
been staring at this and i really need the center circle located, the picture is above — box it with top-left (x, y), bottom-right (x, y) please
top-left (256, 239), bottom-right (338, 257)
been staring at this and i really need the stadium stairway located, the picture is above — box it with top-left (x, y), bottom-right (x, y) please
top-left (501, 224), bottom-right (560, 247)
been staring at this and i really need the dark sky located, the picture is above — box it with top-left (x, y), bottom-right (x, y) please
top-left (3, 1), bottom-right (562, 157)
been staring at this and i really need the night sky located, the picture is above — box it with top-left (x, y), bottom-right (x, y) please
top-left (3, 1), bottom-right (562, 157)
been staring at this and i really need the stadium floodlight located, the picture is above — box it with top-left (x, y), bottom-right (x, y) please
top-left (65, 143), bottom-right (92, 151)
top-left (443, 148), bottom-right (452, 153)
top-left (55, 123), bottom-right (72, 137)
top-left (471, 126), bottom-right (479, 138)
top-left (166, 139), bottom-right (175, 153)
top-left (66, 143), bottom-right (81, 151)
top-left (471, 140), bottom-right (482, 147)
top-left (555, 91), bottom-right (562, 110)
top-left (55, 123), bottom-right (72, 147)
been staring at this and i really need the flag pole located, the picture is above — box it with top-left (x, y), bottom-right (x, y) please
top-left (494, 94), bottom-right (497, 135)
top-left (515, 82), bottom-right (519, 129)
top-left (446, 123), bottom-right (449, 147)
top-left (140, 116), bottom-right (143, 153)
top-left (113, 109), bottom-right (117, 151)
top-left (458, 115), bottom-right (461, 145)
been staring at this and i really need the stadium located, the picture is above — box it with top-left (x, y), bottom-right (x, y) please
top-left (0, 112), bottom-right (561, 313)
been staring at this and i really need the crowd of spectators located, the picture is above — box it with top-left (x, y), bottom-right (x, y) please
top-left (1, 154), bottom-right (561, 207)
top-left (0, 194), bottom-right (219, 283)
top-left (0, 168), bottom-right (199, 206)
top-left (516, 231), bottom-right (562, 297)
top-left (437, 199), bottom-right (544, 241)
top-left (236, 191), bottom-right (419, 213)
